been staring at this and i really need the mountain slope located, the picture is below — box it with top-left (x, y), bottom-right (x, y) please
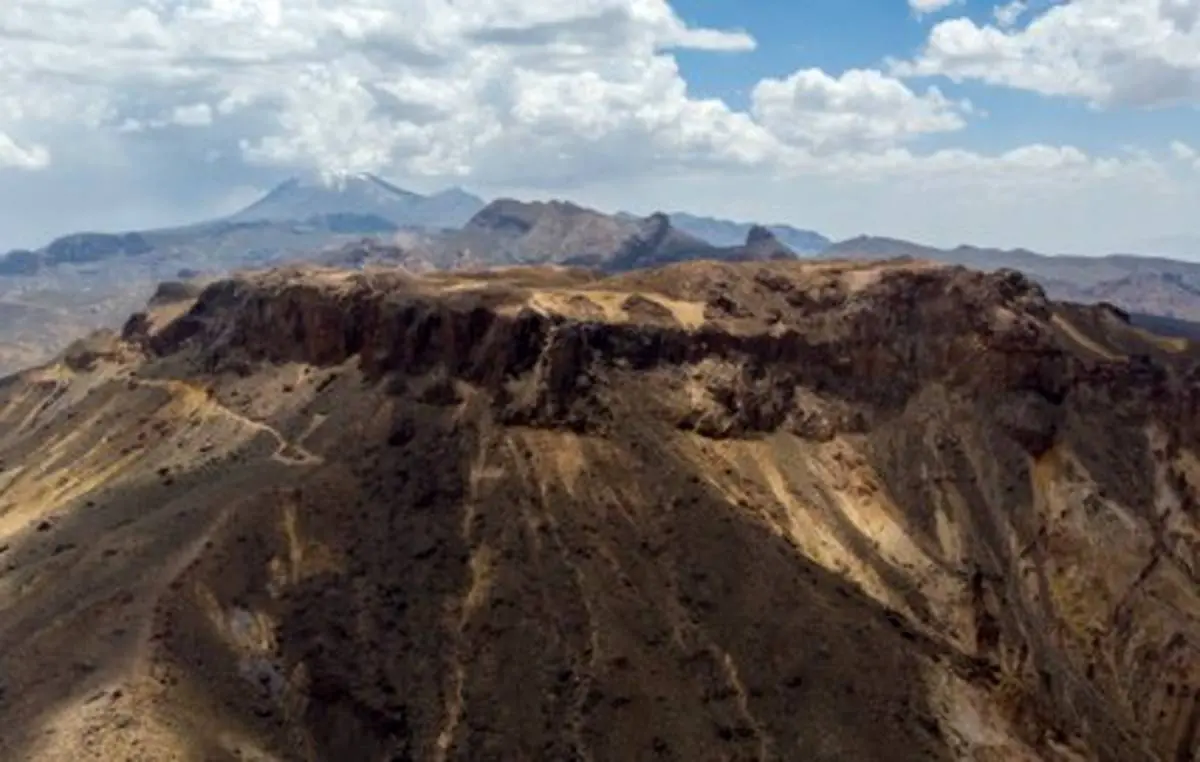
top-left (442, 200), bottom-right (798, 270)
top-left (1, 259), bottom-right (1199, 760)
top-left (0, 177), bottom-right (485, 375)
top-left (667, 211), bottom-right (830, 253)
top-left (228, 174), bottom-right (484, 230)
top-left (823, 235), bottom-right (1200, 321)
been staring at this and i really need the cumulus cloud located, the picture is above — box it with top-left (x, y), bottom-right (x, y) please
top-left (0, 0), bottom-right (1193, 254)
top-left (0, 0), bottom-right (774, 183)
top-left (0, 0), bottom-right (1124, 188)
top-left (895, 0), bottom-right (1200, 107)
top-left (751, 68), bottom-right (969, 153)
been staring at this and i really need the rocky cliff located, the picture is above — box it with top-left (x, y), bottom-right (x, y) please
top-left (1, 258), bottom-right (1199, 761)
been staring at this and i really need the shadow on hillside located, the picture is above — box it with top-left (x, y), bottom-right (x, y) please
top-left (0, 437), bottom-right (295, 759)
top-left (1, 395), bottom-right (960, 761)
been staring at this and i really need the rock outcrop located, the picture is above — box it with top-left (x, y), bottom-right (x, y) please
top-left (737, 226), bottom-right (796, 261)
top-left (2, 258), bottom-right (1200, 761)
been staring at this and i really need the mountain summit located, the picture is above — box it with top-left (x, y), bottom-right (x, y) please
top-left (442, 199), bottom-right (798, 270)
top-left (229, 173), bottom-right (485, 229)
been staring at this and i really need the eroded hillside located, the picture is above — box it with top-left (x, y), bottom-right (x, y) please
top-left (1, 259), bottom-right (1199, 761)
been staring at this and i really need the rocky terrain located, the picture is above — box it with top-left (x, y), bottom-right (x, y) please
top-left (0, 187), bottom-right (812, 376)
top-left (7, 174), bottom-right (1200, 378)
top-left (0, 177), bottom-right (488, 376)
top-left (1, 257), bottom-right (1199, 760)
top-left (825, 236), bottom-right (1200, 327)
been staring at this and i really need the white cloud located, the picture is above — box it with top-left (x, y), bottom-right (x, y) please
top-left (0, 0), bottom-right (1167, 183)
top-left (0, 0), bottom-right (774, 183)
top-left (895, 0), bottom-right (1200, 107)
top-left (171, 103), bottom-right (214, 127)
top-left (1171, 140), bottom-right (1200, 170)
top-left (909, 0), bottom-right (963, 15)
top-left (0, 0), bottom-right (1195, 254)
top-left (993, 1), bottom-right (1028, 28)
top-left (751, 68), bottom-right (969, 153)
top-left (0, 131), bottom-right (49, 170)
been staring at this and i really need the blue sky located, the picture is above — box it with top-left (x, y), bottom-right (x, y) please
top-left (673, 0), bottom-right (935, 103)
top-left (0, 0), bottom-right (1199, 255)
top-left (672, 0), bottom-right (1192, 155)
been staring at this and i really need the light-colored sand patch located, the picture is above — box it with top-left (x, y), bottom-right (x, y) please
top-left (524, 288), bottom-right (707, 328)
top-left (924, 668), bottom-right (1078, 761)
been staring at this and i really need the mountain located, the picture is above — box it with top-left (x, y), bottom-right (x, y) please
top-left (228, 173), bottom-right (485, 230)
top-left (0, 221), bottom-right (388, 375)
top-left (739, 225), bottom-right (799, 261)
top-left (0, 175), bottom-right (486, 281)
top-left (453, 198), bottom-right (639, 264)
top-left (2, 258), bottom-right (1200, 759)
top-left (666, 211), bottom-right (830, 253)
top-left (0, 232), bottom-right (155, 276)
top-left (0, 177), bottom-right (488, 375)
top-left (823, 234), bottom-right (1200, 322)
top-left (1130, 234), bottom-right (1200, 260)
top-left (436, 200), bottom-right (799, 270)
top-left (7, 180), bottom-right (1200, 382)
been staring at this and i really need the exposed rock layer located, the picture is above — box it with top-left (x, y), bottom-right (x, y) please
top-left (2, 258), bottom-right (1200, 761)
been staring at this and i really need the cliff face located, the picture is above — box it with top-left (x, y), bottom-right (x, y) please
top-left (2, 258), bottom-right (1200, 761)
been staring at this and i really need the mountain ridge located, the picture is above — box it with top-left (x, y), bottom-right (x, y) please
top-left (2, 258), bottom-right (1200, 759)
top-left (4, 183), bottom-right (1200, 378)
top-left (824, 234), bottom-right (1200, 323)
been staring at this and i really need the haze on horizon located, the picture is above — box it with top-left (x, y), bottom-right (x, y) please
top-left (1, 0), bottom-right (1200, 256)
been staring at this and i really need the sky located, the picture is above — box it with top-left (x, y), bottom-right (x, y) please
top-left (1, 0), bottom-right (1200, 255)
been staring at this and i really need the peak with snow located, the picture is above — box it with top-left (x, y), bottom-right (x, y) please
top-left (229, 174), bottom-right (485, 230)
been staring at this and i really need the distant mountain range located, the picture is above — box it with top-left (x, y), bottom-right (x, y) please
top-left (321, 200), bottom-right (799, 273)
top-left (0, 174), bottom-right (827, 279)
top-left (1130, 234), bottom-right (1200, 260)
top-left (823, 236), bottom-right (1200, 323)
top-left (664, 212), bottom-right (830, 254)
top-left (0, 175), bottom-right (824, 373)
top-left (3, 171), bottom-right (1200, 374)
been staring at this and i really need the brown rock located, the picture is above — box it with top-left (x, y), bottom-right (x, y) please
top-left (1, 257), bottom-right (1199, 761)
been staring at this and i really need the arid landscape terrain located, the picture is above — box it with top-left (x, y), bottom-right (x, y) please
top-left (0, 176), bottom-right (827, 376)
top-left (6, 0), bottom-right (1200, 757)
top-left (1, 257), bottom-right (1199, 760)
top-left (6, 175), bottom-right (1200, 378)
